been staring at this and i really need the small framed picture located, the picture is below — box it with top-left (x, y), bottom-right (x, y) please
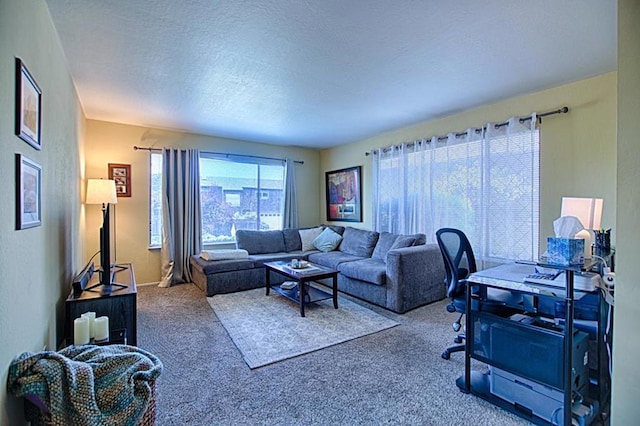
top-left (16, 154), bottom-right (42, 230)
top-left (15, 58), bottom-right (42, 150)
top-left (325, 166), bottom-right (362, 222)
top-left (108, 163), bottom-right (131, 197)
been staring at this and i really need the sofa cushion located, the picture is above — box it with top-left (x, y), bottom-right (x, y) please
top-left (236, 230), bottom-right (286, 254)
top-left (371, 232), bottom-right (399, 261)
top-left (299, 227), bottom-right (323, 251)
top-left (323, 225), bottom-right (346, 235)
top-left (248, 253), bottom-right (300, 266)
top-left (339, 227), bottom-right (379, 258)
top-left (191, 256), bottom-right (255, 274)
top-left (391, 236), bottom-right (416, 249)
top-left (338, 258), bottom-right (387, 286)
top-left (312, 228), bottom-right (343, 252)
top-left (282, 228), bottom-right (302, 252)
top-left (404, 233), bottom-right (427, 246)
top-left (385, 236), bottom-right (417, 263)
top-left (286, 249), bottom-right (320, 257)
top-left (308, 251), bottom-right (365, 270)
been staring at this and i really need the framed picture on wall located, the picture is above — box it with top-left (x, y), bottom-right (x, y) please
top-left (325, 166), bottom-right (362, 222)
top-left (15, 58), bottom-right (42, 150)
top-left (108, 163), bottom-right (131, 197)
top-left (16, 154), bottom-right (42, 230)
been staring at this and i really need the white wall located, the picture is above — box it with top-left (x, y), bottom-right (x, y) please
top-left (84, 120), bottom-right (321, 284)
top-left (611, 0), bottom-right (640, 422)
top-left (0, 0), bottom-right (85, 424)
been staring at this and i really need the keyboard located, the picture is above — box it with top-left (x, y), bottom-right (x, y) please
top-left (523, 271), bottom-right (562, 286)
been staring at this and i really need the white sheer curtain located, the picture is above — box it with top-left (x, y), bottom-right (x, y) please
top-left (159, 148), bottom-right (202, 287)
top-left (372, 114), bottom-right (539, 263)
top-left (483, 115), bottom-right (539, 261)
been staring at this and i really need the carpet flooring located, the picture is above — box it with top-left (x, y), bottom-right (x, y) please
top-left (137, 283), bottom-right (529, 425)
top-left (207, 287), bottom-right (399, 368)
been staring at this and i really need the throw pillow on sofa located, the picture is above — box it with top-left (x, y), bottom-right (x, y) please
top-left (299, 227), bottom-right (323, 251)
top-left (339, 227), bottom-right (380, 258)
top-left (312, 228), bottom-right (343, 252)
top-left (390, 235), bottom-right (416, 250)
top-left (385, 236), bottom-right (416, 263)
top-left (371, 232), bottom-right (400, 261)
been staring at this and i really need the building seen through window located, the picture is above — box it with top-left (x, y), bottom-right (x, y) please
top-left (149, 152), bottom-right (285, 247)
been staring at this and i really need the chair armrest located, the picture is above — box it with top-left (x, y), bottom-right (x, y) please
top-left (385, 244), bottom-right (446, 312)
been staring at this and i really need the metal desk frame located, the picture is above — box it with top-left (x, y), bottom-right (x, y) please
top-left (461, 259), bottom-right (609, 425)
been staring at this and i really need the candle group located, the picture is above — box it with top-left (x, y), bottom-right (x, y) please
top-left (73, 311), bottom-right (109, 344)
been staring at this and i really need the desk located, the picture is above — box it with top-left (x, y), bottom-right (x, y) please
top-left (65, 264), bottom-right (137, 346)
top-left (461, 261), bottom-right (611, 425)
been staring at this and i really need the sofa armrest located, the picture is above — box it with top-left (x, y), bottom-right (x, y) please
top-left (385, 243), bottom-right (446, 313)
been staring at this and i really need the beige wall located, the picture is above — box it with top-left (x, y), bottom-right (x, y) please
top-left (84, 120), bottom-right (321, 284)
top-left (612, 0), bottom-right (640, 422)
top-left (320, 73), bottom-right (618, 251)
top-left (0, 0), bottom-right (85, 424)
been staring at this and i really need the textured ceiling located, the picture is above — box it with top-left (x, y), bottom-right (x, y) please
top-left (45, 0), bottom-right (616, 149)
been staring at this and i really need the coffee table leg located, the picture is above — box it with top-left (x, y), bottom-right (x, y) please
top-left (332, 274), bottom-right (338, 309)
top-left (299, 280), bottom-right (305, 317)
top-left (265, 268), bottom-right (271, 295)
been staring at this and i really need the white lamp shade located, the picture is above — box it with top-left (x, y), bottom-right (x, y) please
top-left (86, 179), bottom-right (118, 205)
top-left (560, 197), bottom-right (603, 230)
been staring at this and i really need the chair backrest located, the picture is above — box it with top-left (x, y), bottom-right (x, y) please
top-left (435, 228), bottom-right (477, 299)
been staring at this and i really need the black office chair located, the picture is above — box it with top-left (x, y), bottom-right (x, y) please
top-left (436, 228), bottom-right (476, 360)
top-left (436, 228), bottom-right (521, 360)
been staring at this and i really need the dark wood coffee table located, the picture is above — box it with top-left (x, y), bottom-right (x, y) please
top-left (264, 261), bottom-right (338, 317)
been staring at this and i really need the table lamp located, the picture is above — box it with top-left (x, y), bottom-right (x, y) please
top-left (560, 197), bottom-right (603, 259)
top-left (85, 179), bottom-right (119, 288)
top-left (86, 178), bottom-right (117, 207)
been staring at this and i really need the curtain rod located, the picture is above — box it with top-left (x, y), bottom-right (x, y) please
top-left (364, 106), bottom-right (569, 156)
top-left (133, 146), bottom-right (304, 164)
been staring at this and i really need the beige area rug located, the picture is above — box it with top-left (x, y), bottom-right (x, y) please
top-left (207, 287), bottom-right (399, 369)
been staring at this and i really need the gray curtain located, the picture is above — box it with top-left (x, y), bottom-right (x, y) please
top-left (282, 158), bottom-right (298, 229)
top-left (159, 148), bottom-right (202, 287)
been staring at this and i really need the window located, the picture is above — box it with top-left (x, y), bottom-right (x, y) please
top-left (373, 119), bottom-right (539, 263)
top-left (150, 152), bottom-right (286, 246)
top-left (149, 152), bottom-right (163, 248)
top-left (200, 155), bottom-right (285, 244)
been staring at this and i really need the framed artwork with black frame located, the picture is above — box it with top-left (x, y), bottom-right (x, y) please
top-left (108, 163), bottom-right (132, 197)
top-left (15, 58), bottom-right (42, 150)
top-left (325, 166), bottom-right (362, 222)
top-left (16, 154), bottom-right (42, 230)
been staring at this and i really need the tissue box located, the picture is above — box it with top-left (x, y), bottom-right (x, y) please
top-left (546, 237), bottom-right (584, 265)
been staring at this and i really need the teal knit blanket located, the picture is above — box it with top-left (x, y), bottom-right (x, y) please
top-left (7, 344), bottom-right (163, 426)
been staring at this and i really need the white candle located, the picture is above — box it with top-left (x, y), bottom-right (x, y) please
top-left (73, 317), bottom-right (90, 345)
top-left (94, 316), bottom-right (109, 341)
top-left (81, 312), bottom-right (96, 339)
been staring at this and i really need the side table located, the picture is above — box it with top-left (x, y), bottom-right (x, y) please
top-left (65, 263), bottom-right (137, 346)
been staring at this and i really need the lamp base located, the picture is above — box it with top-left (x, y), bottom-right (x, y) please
top-left (575, 229), bottom-right (592, 260)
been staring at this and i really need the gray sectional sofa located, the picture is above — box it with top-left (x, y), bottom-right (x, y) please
top-left (190, 226), bottom-right (446, 313)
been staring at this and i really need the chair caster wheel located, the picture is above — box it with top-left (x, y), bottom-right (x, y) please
top-left (454, 336), bottom-right (463, 344)
top-left (441, 351), bottom-right (450, 360)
